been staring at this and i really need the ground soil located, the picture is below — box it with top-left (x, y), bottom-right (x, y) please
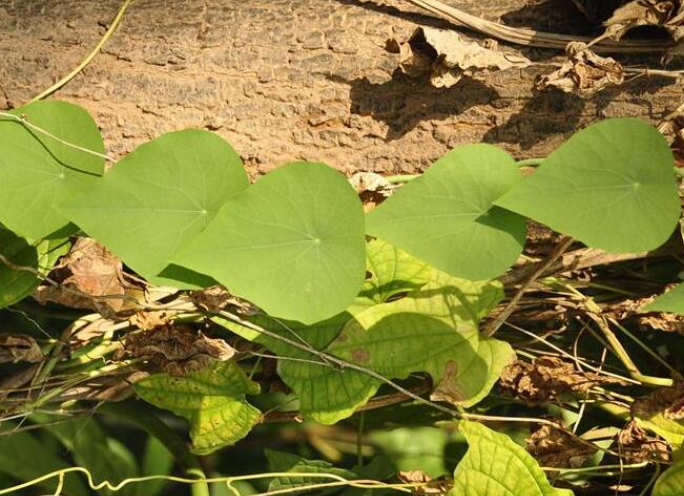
top-left (1, 0), bottom-right (683, 175)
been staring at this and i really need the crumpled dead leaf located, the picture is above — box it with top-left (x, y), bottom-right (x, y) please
top-left (388, 26), bottom-right (531, 88)
top-left (33, 238), bottom-right (145, 318)
top-left (0, 334), bottom-right (43, 363)
top-left (349, 172), bottom-right (395, 212)
top-left (499, 356), bottom-right (623, 402)
top-left (537, 42), bottom-right (624, 97)
top-left (633, 379), bottom-right (684, 420)
top-left (606, 293), bottom-right (684, 333)
top-left (603, 0), bottom-right (684, 41)
top-left (122, 325), bottom-right (236, 375)
top-left (615, 420), bottom-right (671, 462)
top-left (526, 425), bottom-right (597, 468)
top-left (397, 471), bottom-right (452, 495)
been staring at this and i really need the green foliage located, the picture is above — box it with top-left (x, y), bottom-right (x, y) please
top-left (174, 161), bottom-right (366, 323)
top-left (496, 118), bottom-right (679, 253)
top-left (62, 129), bottom-right (248, 283)
top-left (42, 416), bottom-right (139, 496)
top-left (367, 144), bottom-right (526, 280)
top-left (266, 450), bottom-right (393, 495)
top-left (134, 361), bottom-right (262, 455)
top-left (2, 100), bottom-right (684, 494)
top-left (451, 421), bottom-right (573, 496)
top-left (0, 226), bottom-right (68, 309)
top-left (0, 426), bottom-right (90, 496)
top-left (653, 459), bottom-right (684, 496)
top-left (640, 281), bottom-right (684, 315)
top-left (0, 101), bottom-right (104, 239)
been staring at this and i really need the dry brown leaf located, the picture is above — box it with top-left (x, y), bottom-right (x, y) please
top-left (390, 27), bottom-right (531, 88)
top-left (603, 0), bottom-right (684, 40)
top-left (349, 172), bottom-right (395, 212)
top-left (33, 237), bottom-right (145, 317)
top-left (397, 471), bottom-right (451, 495)
top-left (526, 425), bottom-right (597, 468)
top-left (499, 356), bottom-right (622, 402)
top-left (537, 42), bottom-right (624, 97)
top-left (633, 379), bottom-right (684, 420)
top-left (615, 421), bottom-right (671, 462)
top-left (123, 325), bottom-right (236, 375)
top-left (130, 311), bottom-right (171, 331)
top-left (0, 334), bottom-right (43, 363)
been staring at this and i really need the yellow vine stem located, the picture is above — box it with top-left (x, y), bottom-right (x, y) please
top-left (0, 467), bottom-right (421, 496)
top-left (28, 0), bottom-right (135, 104)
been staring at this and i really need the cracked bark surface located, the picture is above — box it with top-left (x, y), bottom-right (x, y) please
top-left (0, 0), bottom-right (682, 174)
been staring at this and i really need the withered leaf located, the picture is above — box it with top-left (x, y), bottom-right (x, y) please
top-left (633, 379), bottom-right (684, 420)
top-left (349, 172), bottom-right (395, 212)
top-left (123, 325), bottom-right (235, 375)
top-left (499, 356), bottom-right (622, 402)
top-left (397, 471), bottom-right (452, 495)
top-left (526, 425), bottom-right (597, 468)
top-left (537, 42), bottom-right (624, 97)
top-left (390, 27), bottom-right (531, 88)
top-left (603, 0), bottom-right (684, 40)
top-left (33, 237), bottom-right (145, 317)
top-left (0, 334), bottom-right (42, 363)
top-left (614, 420), bottom-right (671, 463)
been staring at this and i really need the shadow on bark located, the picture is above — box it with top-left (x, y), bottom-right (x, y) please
top-left (332, 71), bottom-right (499, 140)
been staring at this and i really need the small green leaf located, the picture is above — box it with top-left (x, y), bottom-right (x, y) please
top-left (496, 118), bottom-right (679, 252)
top-left (62, 129), bottom-right (248, 280)
top-left (266, 449), bottom-right (356, 492)
top-left (640, 282), bottom-right (684, 315)
top-left (139, 436), bottom-right (174, 496)
top-left (0, 227), bottom-right (69, 309)
top-left (134, 361), bottom-right (261, 455)
top-left (0, 101), bottom-right (105, 238)
top-left (174, 162), bottom-right (366, 324)
top-left (361, 238), bottom-right (431, 304)
top-left (654, 459), bottom-right (684, 496)
top-left (451, 421), bottom-right (573, 496)
top-left (367, 144), bottom-right (526, 280)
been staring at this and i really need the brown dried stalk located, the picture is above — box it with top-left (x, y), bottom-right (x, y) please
top-left (403, 0), bottom-right (675, 53)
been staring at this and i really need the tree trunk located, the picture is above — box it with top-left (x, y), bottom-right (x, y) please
top-left (1, 0), bottom-right (682, 174)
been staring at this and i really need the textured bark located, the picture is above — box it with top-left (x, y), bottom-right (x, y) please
top-left (0, 0), bottom-right (682, 174)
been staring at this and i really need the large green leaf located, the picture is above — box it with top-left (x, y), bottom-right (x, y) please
top-left (218, 273), bottom-right (512, 425)
top-left (61, 129), bottom-right (248, 281)
top-left (451, 421), bottom-right (573, 496)
top-left (496, 118), bottom-right (679, 252)
top-left (367, 144), bottom-right (526, 281)
top-left (0, 426), bottom-right (90, 496)
top-left (640, 282), bottom-right (684, 315)
top-left (174, 162), bottom-right (366, 324)
top-left (326, 281), bottom-right (515, 414)
top-left (0, 227), bottom-right (68, 309)
top-left (654, 459), bottom-right (684, 496)
top-left (0, 101), bottom-right (105, 238)
top-left (134, 361), bottom-right (261, 455)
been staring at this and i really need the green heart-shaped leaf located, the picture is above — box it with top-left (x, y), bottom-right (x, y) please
top-left (367, 144), bottom-right (526, 281)
top-left (496, 118), bottom-right (679, 252)
top-left (0, 101), bottom-right (105, 238)
top-left (62, 129), bottom-right (248, 280)
top-left (134, 361), bottom-right (261, 455)
top-left (174, 162), bottom-right (366, 324)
